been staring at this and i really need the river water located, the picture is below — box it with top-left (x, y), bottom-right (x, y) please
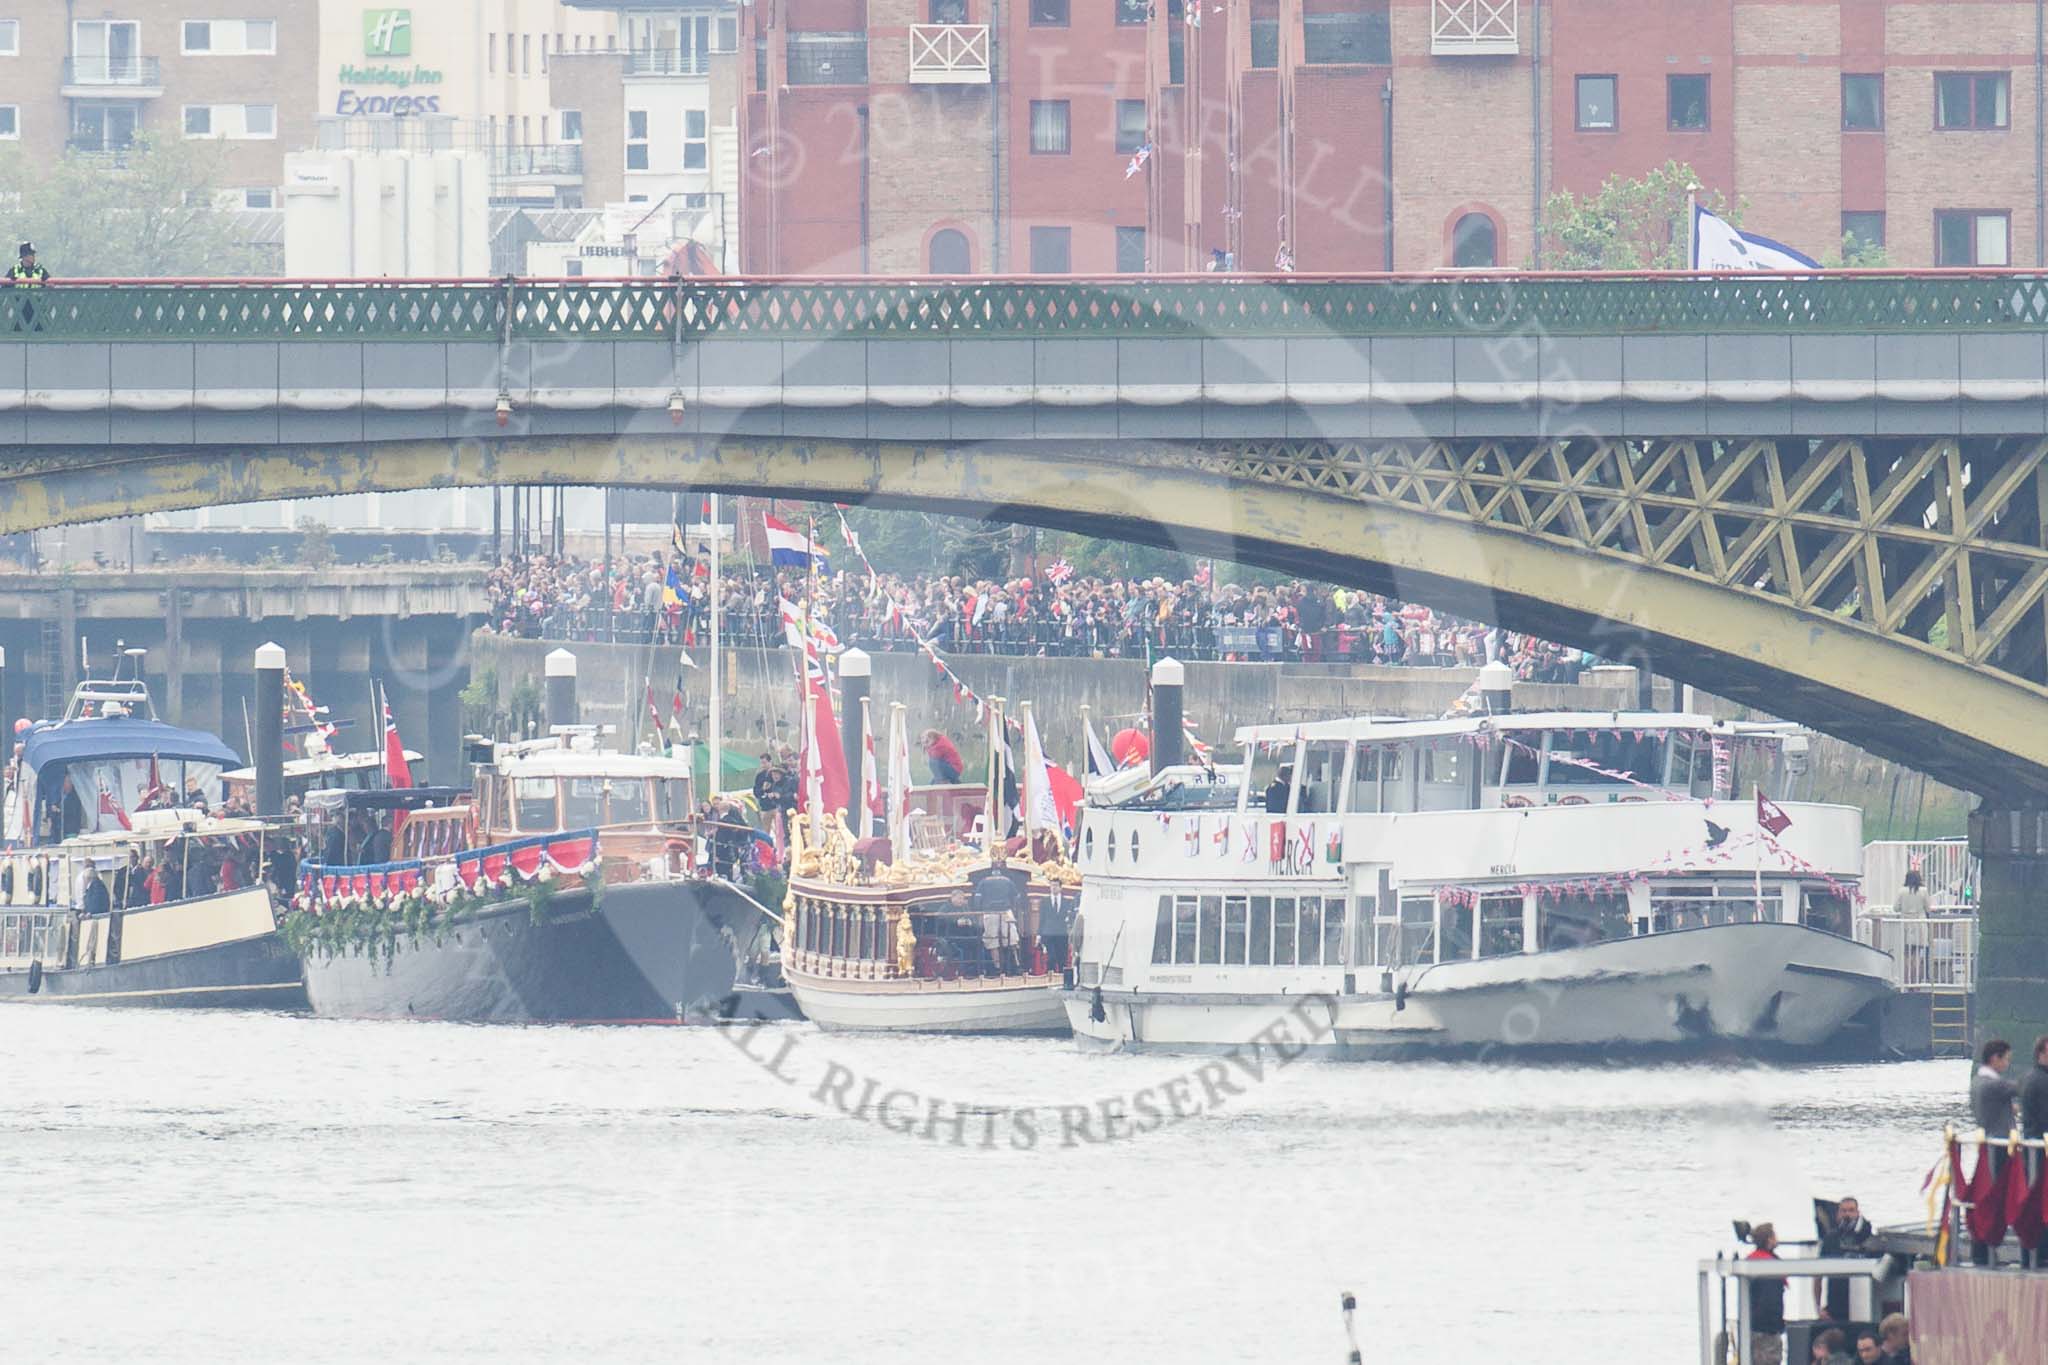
top-left (1, 1008), bottom-right (1968, 1364)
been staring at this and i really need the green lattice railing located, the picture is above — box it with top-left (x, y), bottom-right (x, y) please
top-left (7, 275), bottom-right (2048, 341)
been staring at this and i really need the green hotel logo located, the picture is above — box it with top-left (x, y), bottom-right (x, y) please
top-left (363, 8), bottom-right (412, 57)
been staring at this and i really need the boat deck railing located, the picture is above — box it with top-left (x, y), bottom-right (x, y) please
top-left (1854, 911), bottom-right (1977, 991)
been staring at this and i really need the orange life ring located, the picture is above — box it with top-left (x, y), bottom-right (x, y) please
top-left (1502, 794), bottom-right (1532, 809)
top-left (1558, 795), bottom-right (1589, 806)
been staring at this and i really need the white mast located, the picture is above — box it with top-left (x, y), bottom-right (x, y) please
top-left (707, 491), bottom-right (722, 798)
top-left (886, 700), bottom-right (911, 858)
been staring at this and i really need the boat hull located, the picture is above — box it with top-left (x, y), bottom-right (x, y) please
top-left (790, 972), bottom-right (1068, 1034)
top-left (1066, 923), bottom-right (1892, 1057)
top-left (301, 879), bottom-right (752, 1023)
top-left (0, 931), bottom-right (306, 1010)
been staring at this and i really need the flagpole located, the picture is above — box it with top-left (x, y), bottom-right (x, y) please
top-left (1753, 782), bottom-right (1765, 912)
top-left (1685, 181), bottom-right (1700, 271)
top-left (708, 492), bottom-right (722, 799)
top-left (1019, 700), bottom-right (1038, 848)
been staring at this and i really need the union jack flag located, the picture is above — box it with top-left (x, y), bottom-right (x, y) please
top-left (1046, 557), bottom-right (1075, 586)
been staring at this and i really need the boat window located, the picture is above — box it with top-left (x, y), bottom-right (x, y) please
top-left (1197, 895), bottom-right (1223, 964)
top-left (563, 778), bottom-right (606, 829)
top-left (1273, 896), bottom-right (1297, 963)
top-left (1223, 895), bottom-right (1248, 965)
top-left (1395, 895), bottom-right (1435, 965)
top-left (514, 778), bottom-right (559, 831)
top-left (1479, 894), bottom-right (1524, 957)
top-left (1441, 897), bottom-right (1474, 960)
top-left (1649, 880), bottom-right (1773, 933)
top-left (1248, 895), bottom-right (1272, 964)
top-left (1539, 892), bottom-right (1632, 949)
top-left (1546, 730), bottom-right (1667, 787)
top-left (1424, 743), bottom-right (1466, 787)
top-left (1297, 742), bottom-right (1344, 815)
top-left (1172, 895), bottom-right (1197, 963)
top-left (1801, 886), bottom-right (1852, 936)
top-left (1324, 897), bottom-right (1347, 965)
top-left (657, 778), bottom-right (692, 821)
top-left (1244, 743), bottom-right (1290, 812)
top-left (1348, 745), bottom-right (1380, 813)
top-left (608, 778), bottom-right (651, 826)
top-left (1500, 737), bottom-right (1540, 785)
top-left (1151, 895), bottom-right (1174, 964)
top-left (1354, 896), bottom-right (1378, 965)
top-left (1297, 897), bottom-right (1323, 965)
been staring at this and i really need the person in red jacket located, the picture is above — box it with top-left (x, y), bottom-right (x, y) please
top-left (919, 729), bottom-right (964, 784)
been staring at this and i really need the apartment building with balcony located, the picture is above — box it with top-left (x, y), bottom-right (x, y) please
top-left (730, 0), bottom-right (2048, 275)
top-left (1, 1), bottom-right (317, 207)
top-left (550, 1), bottom-right (743, 260)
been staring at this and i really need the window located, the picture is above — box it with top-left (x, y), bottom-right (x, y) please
top-left (0, 20), bottom-right (16, 55)
top-left (931, 0), bottom-right (968, 21)
top-left (1303, 7), bottom-right (1391, 64)
top-left (0, 104), bottom-right (17, 139)
top-left (1539, 892), bottom-right (1631, 951)
top-left (489, 32), bottom-right (497, 74)
top-left (242, 187), bottom-right (274, 209)
top-left (1197, 895), bottom-right (1222, 963)
top-left (244, 104), bottom-right (274, 137)
top-left (1248, 896), bottom-right (1273, 964)
top-left (1297, 897), bottom-right (1323, 966)
top-left (1117, 0), bottom-right (1147, 22)
top-left (1172, 895), bottom-right (1196, 962)
top-left (1667, 74), bottom-right (1707, 130)
top-left (181, 20), bottom-right (275, 55)
top-left (562, 109), bottom-right (582, 142)
top-left (183, 105), bottom-right (212, 136)
top-left (1250, 19), bottom-right (1277, 67)
top-left (684, 108), bottom-right (707, 169)
top-left (1842, 73), bottom-right (1882, 130)
top-left (1114, 98), bottom-right (1147, 154)
top-left (522, 34), bottom-right (531, 75)
top-left (565, 260), bottom-right (584, 278)
top-left (1576, 75), bottom-right (1617, 130)
top-left (1441, 897), bottom-right (1474, 961)
top-left (1936, 72), bottom-right (2009, 130)
top-left (1395, 896), bottom-right (1434, 966)
top-left (786, 33), bottom-right (866, 84)
top-left (1936, 210), bottom-right (2010, 267)
top-left (715, 16), bottom-right (737, 51)
top-left (928, 228), bottom-right (971, 274)
top-left (1115, 225), bottom-right (1146, 273)
top-left (514, 778), bottom-right (558, 830)
top-left (1223, 896), bottom-right (1249, 965)
top-left (1273, 897), bottom-right (1297, 963)
top-left (1324, 897), bottom-right (1347, 966)
top-left (1030, 99), bottom-right (1070, 154)
top-left (1451, 212), bottom-right (1497, 267)
top-left (1032, 0), bottom-right (1069, 26)
top-left (626, 109), bottom-right (649, 170)
top-left (1029, 226), bottom-right (1071, 273)
top-left (1842, 211), bottom-right (1885, 251)
top-left (1479, 894), bottom-right (1524, 958)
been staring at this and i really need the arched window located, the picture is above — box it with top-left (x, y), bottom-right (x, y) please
top-left (928, 228), bottom-right (971, 275)
top-left (1452, 213), bottom-right (1498, 268)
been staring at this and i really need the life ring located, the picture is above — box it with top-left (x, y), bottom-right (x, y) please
top-left (27, 959), bottom-right (42, 994)
top-left (26, 865), bottom-right (42, 900)
top-left (1620, 796), bottom-right (1647, 803)
top-left (1502, 794), bottom-right (1532, 809)
top-left (1558, 796), bottom-right (1589, 806)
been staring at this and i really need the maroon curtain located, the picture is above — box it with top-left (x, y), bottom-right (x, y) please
top-left (1966, 1147), bottom-right (2014, 1246)
top-left (2013, 1153), bottom-right (2048, 1253)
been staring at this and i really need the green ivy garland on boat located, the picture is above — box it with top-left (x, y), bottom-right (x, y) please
top-left (282, 869), bottom-right (605, 965)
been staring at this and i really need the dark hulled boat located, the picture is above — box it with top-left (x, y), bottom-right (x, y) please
top-left (289, 731), bottom-right (783, 1022)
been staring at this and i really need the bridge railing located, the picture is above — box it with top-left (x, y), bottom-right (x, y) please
top-left (7, 273), bottom-right (2048, 341)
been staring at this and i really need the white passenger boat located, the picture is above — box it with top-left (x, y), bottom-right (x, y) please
top-left (1065, 673), bottom-right (1892, 1056)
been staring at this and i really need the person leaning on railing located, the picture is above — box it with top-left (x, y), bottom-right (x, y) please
top-left (1894, 869), bottom-right (1932, 917)
top-left (6, 241), bottom-right (50, 333)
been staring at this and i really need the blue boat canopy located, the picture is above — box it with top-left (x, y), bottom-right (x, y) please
top-left (19, 718), bottom-right (242, 783)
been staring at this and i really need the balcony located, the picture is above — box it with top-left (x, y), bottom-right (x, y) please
top-left (489, 144), bottom-right (585, 178)
top-left (1431, 0), bottom-right (1518, 56)
top-left (62, 55), bottom-right (164, 96)
top-left (786, 33), bottom-right (867, 86)
top-left (909, 24), bottom-right (990, 85)
top-left (625, 48), bottom-right (709, 77)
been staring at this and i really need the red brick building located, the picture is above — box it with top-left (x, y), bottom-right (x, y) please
top-left (738, 0), bottom-right (2048, 273)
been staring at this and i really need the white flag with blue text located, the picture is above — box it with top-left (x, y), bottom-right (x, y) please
top-left (1693, 205), bottom-right (1820, 272)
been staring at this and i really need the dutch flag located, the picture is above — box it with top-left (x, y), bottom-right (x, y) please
top-left (764, 514), bottom-right (832, 570)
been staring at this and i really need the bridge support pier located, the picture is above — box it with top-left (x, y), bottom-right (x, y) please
top-left (1967, 807), bottom-right (2048, 1052)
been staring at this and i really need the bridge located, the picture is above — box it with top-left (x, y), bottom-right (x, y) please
top-left (6, 271), bottom-right (2048, 1048)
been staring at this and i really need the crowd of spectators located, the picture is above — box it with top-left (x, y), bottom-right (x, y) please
top-left (484, 552), bottom-right (1604, 679)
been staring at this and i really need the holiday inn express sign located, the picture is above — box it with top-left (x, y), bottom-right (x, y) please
top-left (337, 7), bottom-right (444, 114)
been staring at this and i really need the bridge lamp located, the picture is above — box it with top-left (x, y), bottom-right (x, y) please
top-left (495, 393), bottom-right (512, 427)
top-left (669, 391), bottom-right (687, 424)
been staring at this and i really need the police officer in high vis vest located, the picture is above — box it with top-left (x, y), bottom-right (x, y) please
top-left (7, 241), bottom-right (49, 332)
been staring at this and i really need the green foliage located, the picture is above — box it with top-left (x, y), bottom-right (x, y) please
top-left (505, 675), bottom-right (544, 740)
top-left (281, 873), bottom-right (595, 963)
top-left (1831, 233), bottom-right (1891, 269)
top-left (298, 521), bottom-right (336, 570)
top-left (1541, 161), bottom-right (1736, 271)
top-left (0, 135), bottom-right (264, 277)
top-left (459, 667), bottom-right (499, 736)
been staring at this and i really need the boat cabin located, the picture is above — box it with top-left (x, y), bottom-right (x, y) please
top-left (786, 865), bottom-right (1071, 983)
top-left (4, 688), bottom-right (241, 848)
top-left (468, 729), bottom-right (697, 870)
top-left (222, 749), bottom-right (426, 805)
top-left (1234, 712), bottom-right (1801, 816)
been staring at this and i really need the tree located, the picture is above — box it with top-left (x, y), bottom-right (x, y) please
top-left (0, 135), bottom-right (262, 277)
top-left (1540, 161), bottom-right (1737, 271)
top-left (1830, 233), bottom-right (1890, 269)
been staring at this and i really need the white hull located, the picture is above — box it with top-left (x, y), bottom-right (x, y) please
top-left (790, 972), bottom-right (1068, 1035)
top-left (1066, 923), bottom-right (1891, 1056)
